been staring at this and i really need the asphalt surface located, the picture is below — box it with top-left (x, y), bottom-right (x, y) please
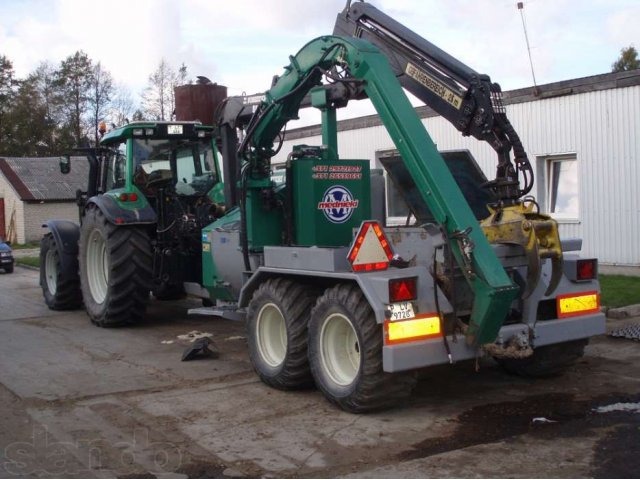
top-left (1, 266), bottom-right (639, 478)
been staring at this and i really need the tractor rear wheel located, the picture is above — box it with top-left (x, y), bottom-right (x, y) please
top-left (246, 278), bottom-right (317, 390)
top-left (308, 284), bottom-right (416, 413)
top-left (40, 233), bottom-right (82, 310)
top-left (496, 339), bottom-right (588, 377)
top-left (79, 206), bottom-right (152, 327)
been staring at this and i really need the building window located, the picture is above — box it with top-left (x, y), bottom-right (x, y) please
top-left (386, 175), bottom-right (411, 220)
top-left (545, 155), bottom-right (579, 219)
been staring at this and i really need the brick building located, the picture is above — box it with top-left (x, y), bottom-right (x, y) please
top-left (0, 157), bottom-right (88, 244)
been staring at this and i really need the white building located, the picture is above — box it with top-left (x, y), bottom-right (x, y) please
top-left (275, 69), bottom-right (640, 271)
top-left (0, 157), bottom-right (87, 244)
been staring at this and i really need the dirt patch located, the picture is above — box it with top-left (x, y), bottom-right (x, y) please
top-left (591, 396), bottom-right (640, 479)
top-left (177, 461), bottom-right (227, 478)
top-left (399, 392), bottom-right (640, 464)
top-left (398, 393), bottom-right (588, 460)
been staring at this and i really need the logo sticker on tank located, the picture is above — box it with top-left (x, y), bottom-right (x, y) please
top-left (317, 185), bottom-right (359, 224)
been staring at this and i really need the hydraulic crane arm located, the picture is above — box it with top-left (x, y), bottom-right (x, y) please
top-left (239, 35), bottom-right (519, 345)
top-left (334, 1), bottom-right (533, 203)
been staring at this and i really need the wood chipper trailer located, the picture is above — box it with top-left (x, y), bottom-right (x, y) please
top-left (40, 1), bottom-right (605, 412)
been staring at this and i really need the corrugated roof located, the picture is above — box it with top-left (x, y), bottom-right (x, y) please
top-left (0, 156), bottom-right (90, 202)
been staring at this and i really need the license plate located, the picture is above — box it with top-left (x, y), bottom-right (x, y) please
top-left (167, 124), bottom-right (183, 135)
top-left (388, 301), bottom-right (415, 321)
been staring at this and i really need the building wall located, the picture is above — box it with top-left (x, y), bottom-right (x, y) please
top-left (23, 202), bottom-right (80, 243)
top-left (273, 84), bottom-right (640, 266)
top-left (0, 173), bottom-right (25, 243)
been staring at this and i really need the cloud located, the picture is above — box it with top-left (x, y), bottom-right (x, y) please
top-left (606, 4), bottom-right (640, 46)
top-left (1, 0), bottom-right (637, 122)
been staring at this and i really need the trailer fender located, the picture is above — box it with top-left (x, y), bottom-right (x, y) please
top-left (87, 195), bottom-right (157, 225)
top-left (239, 266), bottom-right (451, 325)
top-left (42, 220), bottom-right (80, 277)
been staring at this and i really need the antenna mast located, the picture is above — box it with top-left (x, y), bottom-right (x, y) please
top-left (517, 2), bottom-right (539, 95)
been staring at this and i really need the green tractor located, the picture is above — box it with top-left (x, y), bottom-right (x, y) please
top-left (41, 121), bottom-right (225, 326)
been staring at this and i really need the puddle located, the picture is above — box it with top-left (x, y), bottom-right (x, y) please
top-left (593, 402), bottom-right (640, 414)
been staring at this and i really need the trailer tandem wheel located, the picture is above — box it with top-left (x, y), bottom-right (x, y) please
top-left (246, 277), bottom-right (316, 390)
top-left (308, 283), bottom-right (416, 413)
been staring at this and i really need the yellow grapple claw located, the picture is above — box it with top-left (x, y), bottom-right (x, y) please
top-left (480, 202), bottom-right (563, 299)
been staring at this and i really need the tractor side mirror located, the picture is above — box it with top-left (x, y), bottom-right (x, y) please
top-left (59, 155), bottom-right (71, 174)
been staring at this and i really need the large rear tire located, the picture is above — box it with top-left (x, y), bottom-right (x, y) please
top-left (246, 278), bottom-right (317, 390)
top-left (79, 206), bottom-right (152, 327)
top-left (496, 339), bottom-right (588, 377)
top-left (308, 284), bottom-right (416, 413)
top-left (40, 233), bottom-right (82, 310)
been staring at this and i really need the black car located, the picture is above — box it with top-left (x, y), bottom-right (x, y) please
top-left (0, 238), bottom-right (14, 273)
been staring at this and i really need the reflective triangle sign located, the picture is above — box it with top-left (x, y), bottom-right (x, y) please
top-left (347, 221), bottom-right (394, 272)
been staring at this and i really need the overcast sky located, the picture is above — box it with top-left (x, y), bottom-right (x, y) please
top-left (1, 0), bottom-right (637, 125)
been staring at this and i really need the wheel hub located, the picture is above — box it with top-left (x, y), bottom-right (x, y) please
top-left (86, 229), bottom-right (109, 304)
top-left (319, 313), bottom-right (361, 386)
top-left (256, 303), bottom-right (287, 367)
top-left (45, 249), bottom-right (57, 295)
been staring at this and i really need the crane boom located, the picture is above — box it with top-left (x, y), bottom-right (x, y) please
top-left (334, 1), bottom-right (533, 203)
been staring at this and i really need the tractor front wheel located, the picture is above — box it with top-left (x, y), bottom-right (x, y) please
top-left (79, 206), bottom-right (152, 327)
top-left (40, 233), bottom-right (82, 310)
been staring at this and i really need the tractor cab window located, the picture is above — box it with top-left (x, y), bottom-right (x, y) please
top-left (104, 142), bottom-right (127, 191)
top-left (132, 139), bottom-right (217, 195)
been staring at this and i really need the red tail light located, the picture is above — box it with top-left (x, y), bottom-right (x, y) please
top-left (389, 277), bottom-right (417, 302)
top-left (118, 192), bottom-right (139, 203)
top-left (577, 259), bottom-right (597, 281)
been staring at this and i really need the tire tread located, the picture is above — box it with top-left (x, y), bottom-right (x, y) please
top-left (309, 283), bottom-right (416, 413)
top-left (246, 277), bottom-right (317, 390)
top-left (40, 233), bottom-right (82, 310)
top-left (79, 206), bottom-right (151, 327)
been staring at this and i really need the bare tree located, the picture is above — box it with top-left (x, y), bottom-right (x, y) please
top-left (88, 62), bottom-right (114, 146)
top-left (107, 84), bottom-right (135, 127)
top-left (141, 60), bottom-right (189, 121)
top-left (141, 59), bottom-right (173, 121)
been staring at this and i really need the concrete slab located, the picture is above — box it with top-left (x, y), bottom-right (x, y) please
top-left (0, 269), bottom-right (250, 401)
top-left (1, 268), bottom-right (640, 478)
top-left (0, 267), bottom-right (65, 321)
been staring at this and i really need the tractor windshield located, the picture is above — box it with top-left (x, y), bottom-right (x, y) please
top-left (132, 138), bottom-right (218, 195)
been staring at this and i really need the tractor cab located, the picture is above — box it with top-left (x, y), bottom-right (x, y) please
top-left (99, 121), bottom-right (225, 205)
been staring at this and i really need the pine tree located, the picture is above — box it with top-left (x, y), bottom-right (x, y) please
top-left (0, 55), bottom-right (17, 149)
top-left (55, 51), bottom-right (94, 146)
top-left (87, 62), bottom-right (113, 145)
